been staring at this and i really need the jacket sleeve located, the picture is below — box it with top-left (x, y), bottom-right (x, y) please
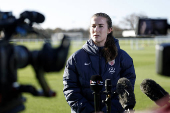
top-left (63, 55), bottom-right (94, 113)
top-left (119, 50), bottom-right (136, 90)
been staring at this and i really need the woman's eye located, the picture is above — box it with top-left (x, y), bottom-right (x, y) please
top-left (99, 26), bottom-right (103, 27)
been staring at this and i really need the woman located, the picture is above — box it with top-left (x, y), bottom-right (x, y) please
top-left (63, 13), bottom-right (136, 113)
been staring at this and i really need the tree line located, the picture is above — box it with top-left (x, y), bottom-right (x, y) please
top-left (12, 13), bottom-right (147, 39)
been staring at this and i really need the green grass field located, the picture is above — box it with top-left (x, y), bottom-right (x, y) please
top-left (14, 40), bottom-right (170, 113)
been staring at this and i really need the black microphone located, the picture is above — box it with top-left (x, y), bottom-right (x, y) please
top-left (90, 75), bottom-right (103, 112)
top-left (20, 11), bottom-right (45, 23)
top-left (116, 78), bottom-right (136, 111)
top-left (103, 79), bottom-right (112, 113)
top-left (105, 79), bottom-right (112, 92)
top-left (140, 79), bottom-right (169, 106)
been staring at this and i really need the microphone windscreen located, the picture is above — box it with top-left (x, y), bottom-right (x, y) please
top-left (90, 75), bottom-right (103, 93)
top-left (140, 79), bottom-right (169, 103)
top-left (32, 11), bottom-right (45, 23)
top-left (20, 11), bottom-right (45, 23)
top-left (116, 77), bottom-right (136, 110)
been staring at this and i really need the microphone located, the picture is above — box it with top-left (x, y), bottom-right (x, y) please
top-left (20, 11), bottom-right (45, 23)
top-left (103, 79), bottom-right (112, 113)
top-left (116, 78), bottom-right (136, 111)
top-left (90, 75), bottom-right (103, 112)
top-left (140, 79), bottom-right (169, 106)
top-left (105, 79), bottom-right (112, 93)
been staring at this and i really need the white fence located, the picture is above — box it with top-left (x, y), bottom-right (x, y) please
top-left (11, 37), bottom-right (170, 50)
top-left (118, 37), bottom-right (170, 50)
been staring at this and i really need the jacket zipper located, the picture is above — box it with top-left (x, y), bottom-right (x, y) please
top-left (99, 48), bottom-right (102, 76)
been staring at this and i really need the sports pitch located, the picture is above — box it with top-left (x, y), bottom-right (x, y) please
top-left (15, 39), bottom-right (170, 113)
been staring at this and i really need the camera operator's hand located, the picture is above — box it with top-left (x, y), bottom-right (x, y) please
top-left (134, 96), bottom-right (170, 113)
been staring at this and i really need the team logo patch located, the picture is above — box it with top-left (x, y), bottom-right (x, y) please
top-left (108, 67), bottom-right (115, 74)
top-left (108, 59), bottom-right (115, 66)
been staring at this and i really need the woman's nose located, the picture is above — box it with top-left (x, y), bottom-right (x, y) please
top-left (94, 26), bottom-right (99, 32)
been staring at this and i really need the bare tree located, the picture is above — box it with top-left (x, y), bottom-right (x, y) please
top-left (112, 24), bottom-right (124, 37)
top-left (121, 13), bottom-right (148, 30)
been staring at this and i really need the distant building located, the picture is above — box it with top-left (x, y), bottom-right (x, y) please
top-left (51, 32), bottom-right (83, 41)
top-left (122, 30), bottom-right (136, 37)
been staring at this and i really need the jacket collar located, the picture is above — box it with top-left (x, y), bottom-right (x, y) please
top-left (82, 37), bottom-right (120, 55)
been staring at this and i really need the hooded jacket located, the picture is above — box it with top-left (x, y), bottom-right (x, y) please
top-left (63, 38), bottom-right (136, 113)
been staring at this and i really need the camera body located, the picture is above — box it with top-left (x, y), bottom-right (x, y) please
top-left (156, 43), bottom-right (170, 76)
top-left (0, 11), bottom-right (70, 113)
top-left (136, 18), bottom-right (170, 76)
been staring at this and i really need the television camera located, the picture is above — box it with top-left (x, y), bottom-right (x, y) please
top-left (0, 11), bottom-right (70, 113)
top-left (136, 18), bottom-right (170, 76)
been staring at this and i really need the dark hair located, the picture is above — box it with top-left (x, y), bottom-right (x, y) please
top-left (92, 13), bottom-right (118, 62)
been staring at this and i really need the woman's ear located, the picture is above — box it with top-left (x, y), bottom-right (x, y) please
top-left (108, 27), bottom-right (113, 34)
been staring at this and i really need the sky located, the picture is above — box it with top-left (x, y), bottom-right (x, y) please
top-left (1, 0), bottom-right (170, 30)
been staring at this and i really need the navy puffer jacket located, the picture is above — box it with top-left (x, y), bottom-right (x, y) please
top-left (63, 38), bottom-right (136, 113)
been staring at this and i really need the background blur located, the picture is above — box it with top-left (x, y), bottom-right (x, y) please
top-left (1, 0), bottom-right (170, 112)
top-left (1, 0), bottom-right (170, 37)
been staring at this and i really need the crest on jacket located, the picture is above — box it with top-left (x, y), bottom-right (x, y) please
top-left (108, 59), bottom-right (115, 74)
top-left (108, 59), bottom-right (115, 66)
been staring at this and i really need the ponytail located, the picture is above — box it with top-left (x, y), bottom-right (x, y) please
top-left (102, 32), bottom-right (118, 62)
